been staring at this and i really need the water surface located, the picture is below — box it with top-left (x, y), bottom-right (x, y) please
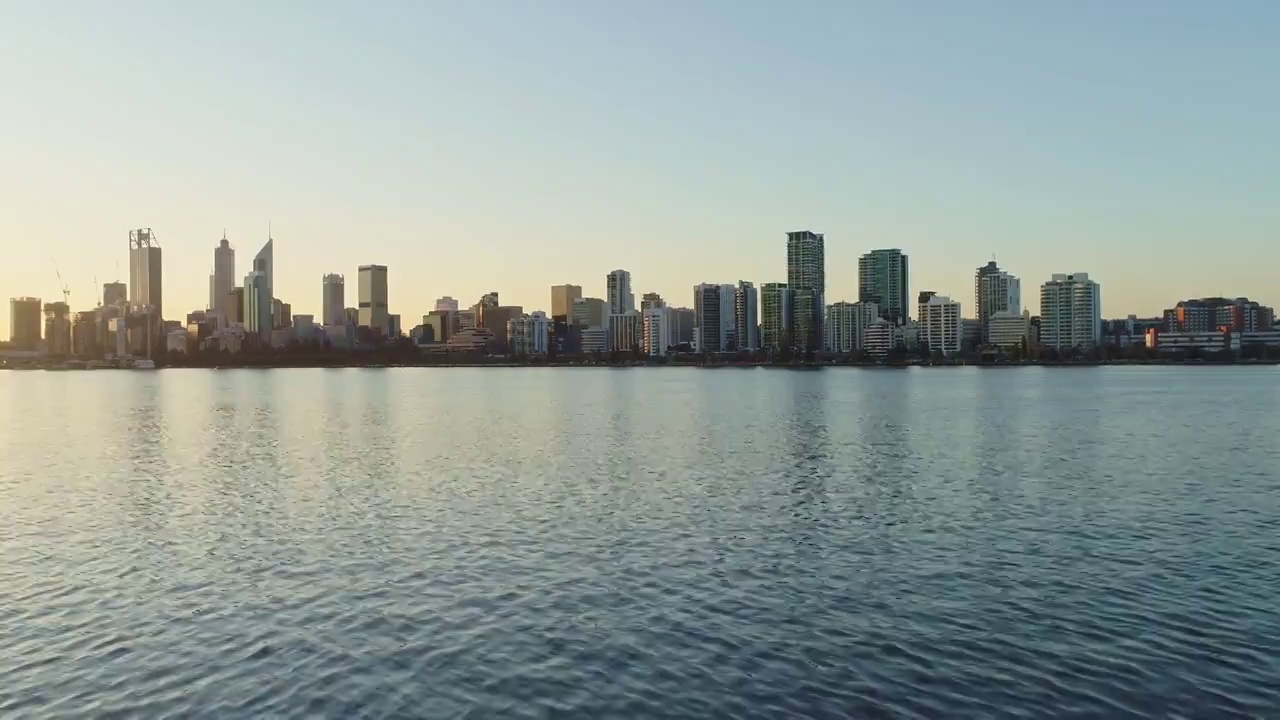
top-left (1, 367), bottom-right (1277, 718)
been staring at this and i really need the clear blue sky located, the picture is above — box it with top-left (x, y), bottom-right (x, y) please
top-left (2, 1), bottom-right (1277, 336)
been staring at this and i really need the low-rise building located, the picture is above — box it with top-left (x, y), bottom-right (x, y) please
top-left (1145, 328), bottom-right (1240, 354)
top-left (580, 327), bottom-right (608, 355)
top-left (608, 311), bottom-right (643, 352)
top-left (863, 319), bottom-right (895, 358)
top-left (988, 310), bottom-right (1032, 348)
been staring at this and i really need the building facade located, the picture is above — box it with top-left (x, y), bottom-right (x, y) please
top-left (435, 296), bottom-right (459, 312)
top-left (9, 297), bottom-right (42, 350)
top-left (550, 285), bottom-right (583, 319)
top-left (787, 231), bottom-right (825, 351)
top-left (919, 295), bottom-right (962, 354)
top-left (987, 310), bottom-right (1032, 348)
top-left (608, 311), bottom-right (643, 353)
top-left (508, 311), bottom-right (551, 355)
top-left (976, 261), bottom-right (1020, 343)
top-left (643, 307), bottom-right (671, 356)
top-left (358, 264), bottom-right (390, 335)
top-left (243, 271), bottom-right (272, 341)
top-left (694, 283), bottom-right (737, 353)
top-left (571, 297), bottom-right (609, 329)
top-left (211, 234), bottom-right (236, 319)
top-left (606, 270), bottom-right (634, 315)
top-left (760, 282), bottom-right (794, 352)
top-left (1163, 297), bottom-right (1275, 334)
top-left (323, 274), bottom-right (345, 327)
top-left (641, 292), bottom-right (665, 311)
top-left (129, 228), bottom-right (163, 321)
top-left (1039, 273), bottom-right (1101, 349)
top-left (859, 248), bottom-right (910, 326)
top-left (734, 281), bottom-right (760, 351)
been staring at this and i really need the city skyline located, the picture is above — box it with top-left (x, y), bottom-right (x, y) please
top-left (3, 3), bottom-right (1278, 337)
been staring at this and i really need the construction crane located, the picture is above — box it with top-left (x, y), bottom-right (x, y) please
top-left (54, 261), bottom-right (70, 306)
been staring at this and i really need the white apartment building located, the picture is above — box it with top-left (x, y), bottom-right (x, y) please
top-left (606, 270), bottom-right (634, 315)
top-left (643, 307), bottom-right (671, 356)
top-left (862, 319), bottom-right (895, 357)
top-left (1040, 273), bottom-right (1101, 349)
top-left (823, 301), bottom-right (880, 353)
top-left (507, 311), bottom-right (551, 355)
top-left (988, 310), bottom-right (1032, 348)
top-left (919, 295), bottom-right (962, 354)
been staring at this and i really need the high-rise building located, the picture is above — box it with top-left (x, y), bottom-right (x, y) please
top-left (975, 261), bottom-right (1021, 343)
top-left (102, 282), bottom-right (127, 308)
top-left (358, 265), bottom-right (390, 335)
top-left (734, 281), bottom-right (760, 351)
top-left (1040, 273), bottom-right (1101, 349)
top-left (481, 302), bottom-right (522, 354)
top-left (508, 311), bottom-right (551, 355)
top-left (9, 297), bottom-right (42, 350)
top-left (571, 297), bottom-right (609, 328)
top-left (919, 295), bottom-right (962, 354)
top-left (608, 311), bottom-right (643, 353)
top-left (858, 249), bottom-right (910, 326)
top-left (252, 238), bottom-right (273, 300)
top-left (212, 234), bottom-right (236, 318)
top-left (323, 274), bottom-right (345, 326)
top-left (823, 301), bottom-right (880, 354)
top-left (693, 283), bottom-right (736, 353)
top-left (606, 270), bottom-right (634, 315)
top-left (550, 285), bottom-right (583, 318)
top-left (760, 283), bottom-right (794, 352)
top-left (667, 307), bottom-right (696, 346)
top-left (435, 296), bottom-right (459, 312)
top-left (786, 231), bottom-right (825, 350)
top-left (129, 228), bottom-right (163, 320)
top-left (42, 302), bottom-right (71, 355)
top-left (642, 307), bottom-right (672, 356)
top-left (641, 292), bottom-right (665, 311)
top-left (226, 288), bottom-right (244, 324)
top-left (244, 271), bottom-right (272, 341)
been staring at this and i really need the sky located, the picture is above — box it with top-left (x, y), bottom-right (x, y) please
top-left (2, 1), bottom-right (1277, 337)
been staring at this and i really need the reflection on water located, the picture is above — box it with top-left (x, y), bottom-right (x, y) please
top-left (1, 366), bottom-right (1279, 719)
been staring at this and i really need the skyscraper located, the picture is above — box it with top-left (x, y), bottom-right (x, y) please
top-left (642, 307), bottom-right (672, 356)
top-left (323, 274), bottom-right (345, 326)
top-left (1040, 273), bottom-right (1101, 349)
top-left (43, 302), bottom-right (71, 355)
top-left (606, 270), bottom-right (634, 315)
top-left (858, 249), bottom-right (910, 326)
top-left (244, 271), bottom-right (272, 341)
top-left (734, 281), bottom-right (759, 351)
top-left (358, 265), bottom-right (390, 335)
top-left (129, 228), bottom-right (163, 320)
top-left (252, 237), bottom-right (274, 301)
top-left (550, 284), bottom-right (583, 318)
top-left (212, 233), bottom-right (236, 319)
top-left (9, 297), bottom-right (42, 350)
top-left (975, 261), bottom-right (1021, 343)
top-left (641, 292), bottom-right (665, 310)
top-left (786, 231), bottom-right (825, 351)
top-left (694, 283), bottom-right (736, 353)
top-left (760, 283), bottom-right (794, 352)
top-left (435, 296), bottom-right (459, 312)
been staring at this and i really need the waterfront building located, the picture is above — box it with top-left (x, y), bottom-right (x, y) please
top-left (667, 307), bottom-right (696, 346)
top-left (43, 302), bottom-right (71, 355)
top-left (641, 292), bottom-right (665, 311)
top-left (9, 297), bottom-right (42, 350)
top-left (694, 283), bottom-right (737, 353)
top-left (580, 327), bottom-right (608, 354)
top-left (859, 248), bottom-right (909, 325)
top-left (1040, 273), bottom-right (1102, 349)
top-left (1102, 316), bottom-right (1163, 346)
top-left (734, 281), bottom-right (760, 351)
top-left (551, 285), bottom-right (583, 318)
top-left (225, 288), bottom-right (245, 324)
top-left (787, 231), bottom-right (825, 350)
top-left (571, 297), bottom-right (609, 329)
top-left (211, 234), bottom-right (236, 319)
top-left (823, 301), bottom-right (879, 354)
top-left (606, 270), bottom-right (634, 315)
top-left (1145, 329), bottom-right (1240, 355)
top-left (447, 327), bottom-right (495, 352)
top-left (358, 264), bottom-right (390, 336)
top-left (508, 311), bottom-right (551, 355)
top-left (244, 271), bottom-right (272, 342)
top-left (760, 283), bottom-right (794, 352)
top-left (167, 329), bottom-right (190, 354)
top-left (129, 228), bottom-right (163, 321)
top-left (72, 310), bottom-right (100, 357)
top-left (423, 310), bottom-right (453, 344)
top-left (976, 261), bottom-right (1021, 343)
top-left (454, 309), bottom-right (476, 331)
top-left (1162, 297), bottom-right (1275, 334)
top-left (987, 311), bottom-right (1033, 348)
top-left (918, 295), bottom-right (962, 354)
top-left (608, 311), bottom-right (643, 353)
top-left (293, 314), bottom-right (316, 342)
top-left (862, 319), bottom-right (895, 358)
top-left (643, 307), bottom-right (672, 356)
top-left (323, 274), bottom-right (345, 327)
top-left (322, 324), bottom-right (354, 349)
